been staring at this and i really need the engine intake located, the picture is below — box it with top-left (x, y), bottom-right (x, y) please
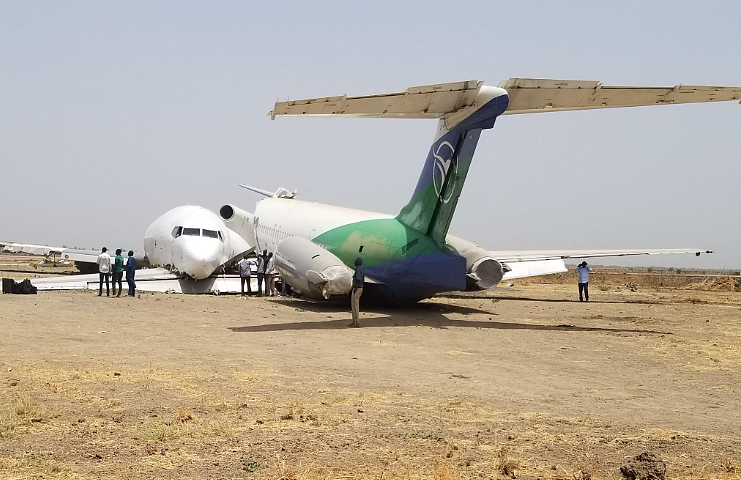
top-left (219, 204), bottom-right (254, 245)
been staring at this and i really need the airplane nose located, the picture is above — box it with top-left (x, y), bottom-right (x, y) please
top-left (178, 239), bottom-right (223, 280)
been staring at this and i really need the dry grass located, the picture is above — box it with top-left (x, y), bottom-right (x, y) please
top-left (139, 407), bottom-right (234, 442)
top-left (0, 456), bottom-right (80, 479)
top-left (495, 448), bottom-right (520, 479)
top-left (514, 270), bottom-right (740, 291)
top-left (0, 393), bottom-right (44, 438)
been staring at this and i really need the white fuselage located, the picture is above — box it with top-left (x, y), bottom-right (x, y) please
top-left (143, 206), bottom-right (233, 280)
top-left (252, 197), bottom-right (481, 258)
top-left (252, 197), bottom-right (390, 254)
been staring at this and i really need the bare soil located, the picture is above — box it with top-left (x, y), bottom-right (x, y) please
top-left (1, 258), bottom-right (741, 479)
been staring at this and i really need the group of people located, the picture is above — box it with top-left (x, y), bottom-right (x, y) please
top-left (236, 250), bottom-right (280, 297)
top-left (96, 247), bottom-right (136, 297)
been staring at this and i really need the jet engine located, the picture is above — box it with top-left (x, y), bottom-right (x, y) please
top-left (446, 236), bottom-right (509, 290)
top-left (274, 237), bottom-right (353, 300)
top-left (461, 247), bottom-right (508, 290)
top-left (219, 204), bottom-right (254, 244)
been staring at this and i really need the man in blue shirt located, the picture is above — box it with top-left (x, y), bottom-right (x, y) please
top-left (575, 261), bottom-right (593, 302)
top-left (349, 257), bottom-right (364, 327)
top-left (237, 254), bottom-right (254, 296)
top-left (125, 250), bottom-right (136, 297)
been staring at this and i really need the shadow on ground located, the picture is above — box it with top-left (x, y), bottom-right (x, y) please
top-left (228, 299), bottom-right (670, 334)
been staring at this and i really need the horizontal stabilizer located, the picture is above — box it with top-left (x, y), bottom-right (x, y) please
top-left (500, 78), bottom-right (741, 115)
top-left (270, 80), bottom-right (483, 119)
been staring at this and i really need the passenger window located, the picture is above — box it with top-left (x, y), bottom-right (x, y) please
top-left (183, 228), bottom-right (200, 236)
top-left (172, 226), bottom-right (183, 238)
top-left (202, 229), bottom-right (218, 239)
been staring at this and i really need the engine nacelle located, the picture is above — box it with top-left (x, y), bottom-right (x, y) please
top-left (460, 246), bottom-right (509, 290)
top-left (219, 204), bottom-right (255, 245)
top-left (274, 237), bottom-right (353, 300)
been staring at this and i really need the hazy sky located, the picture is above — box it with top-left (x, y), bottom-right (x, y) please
top-left (1, 1), bottom-right (739, 269)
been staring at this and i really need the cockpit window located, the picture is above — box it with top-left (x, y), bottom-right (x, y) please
top-left (202, 229), bottom-right (218, 239)
top-left (172, 226), bottom-right (183, 238)
top-left (182, 228), bottom-right (200, 236)
top-left (217, 231), bottom-right (224, 242)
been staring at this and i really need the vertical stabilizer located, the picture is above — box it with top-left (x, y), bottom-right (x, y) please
top-left (396, 87), bottom-right (509, 245)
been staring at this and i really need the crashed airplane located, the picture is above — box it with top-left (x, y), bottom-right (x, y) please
top-left (6, 78), bottom-right (739, 298)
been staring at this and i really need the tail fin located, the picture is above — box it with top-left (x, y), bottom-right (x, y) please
top-left (269, 80), bottom-right (509, 245)
top-left (396, 86), bottom-right (509, 245)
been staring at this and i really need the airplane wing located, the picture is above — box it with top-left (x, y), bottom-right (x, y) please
top-left (494, 248), bottom-right (712, 281)
top-left (24, 269), bottom-right (261, 295)
top-left (499, 78), bottom-right (741, 115)
top-left (491, 248), bottom-right (712, 263)
top-left (1, 242), bottom-right (148, 273)
top-left (1, 242), bottom-right (64, 256)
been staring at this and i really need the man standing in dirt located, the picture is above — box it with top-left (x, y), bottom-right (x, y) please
top-left (237, 254), bottom-right (253, 296)
top-left (125, 250), bottom-right (136, 297)
top-left (575, 261), bottom-right (593, 302)
top-left (112, 249), bottom-right (124, 297)
top-left (256, 250), bottom-right (267, 296)
top-left (349, 257), bottom-right (364, 327)
top-left (96, 247), bottom-right (111, 297)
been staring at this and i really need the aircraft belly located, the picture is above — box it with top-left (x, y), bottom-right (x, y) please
top-left (364, 252), bottom-right (467, 301)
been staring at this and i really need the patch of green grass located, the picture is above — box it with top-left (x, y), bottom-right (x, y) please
top-left (242, 459), bottom-right (263, 473)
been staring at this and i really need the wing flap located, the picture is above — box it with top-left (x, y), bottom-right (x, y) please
top-left (499, 78), bottom-right (741, 115)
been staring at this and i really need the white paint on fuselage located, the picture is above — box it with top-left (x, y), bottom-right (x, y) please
top-left (143, 206), bottom-right (232, 280)
top-left (252, 198), bottom-right (390, 255)
top-left (251, 197), bottom-right (486, 261)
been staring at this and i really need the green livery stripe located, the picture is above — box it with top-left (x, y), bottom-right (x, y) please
top-left (312, 218), bottom-right (448, 268)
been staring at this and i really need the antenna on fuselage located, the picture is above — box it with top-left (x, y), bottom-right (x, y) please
top-left (239, 184), bottom-right (297, 199)
top-left (239, 184), bottom-right (274, 197)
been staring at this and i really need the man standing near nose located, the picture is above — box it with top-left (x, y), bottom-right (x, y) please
top-left (97, 247), bottom-right (111, 297)
top-left (256, 249), bottom-right (267, 297)
top-left (125, 250), bottom-right (136, 297)
top-left (237, 254), bottom-right (253, 297)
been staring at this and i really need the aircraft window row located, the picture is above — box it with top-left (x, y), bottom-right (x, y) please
top-left (257, 224), bottom-right (293, 242)
top-left (171, 226), bottom-right (224, 242)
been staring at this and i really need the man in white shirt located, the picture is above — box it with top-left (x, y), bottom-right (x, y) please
top-left (575, 261), bottom-right (593, 302)
top-left (97, 247), bottom-right (112, 297)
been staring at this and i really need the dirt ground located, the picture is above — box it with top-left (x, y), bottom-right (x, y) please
top-left (1, 259), bottom-right (741, 479)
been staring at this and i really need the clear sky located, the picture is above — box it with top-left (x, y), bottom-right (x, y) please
top-left (1, 1), bottom-right (739, 269)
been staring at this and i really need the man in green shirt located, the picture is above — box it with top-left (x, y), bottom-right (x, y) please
top-left (113, 248), bottom-right (125, 297)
